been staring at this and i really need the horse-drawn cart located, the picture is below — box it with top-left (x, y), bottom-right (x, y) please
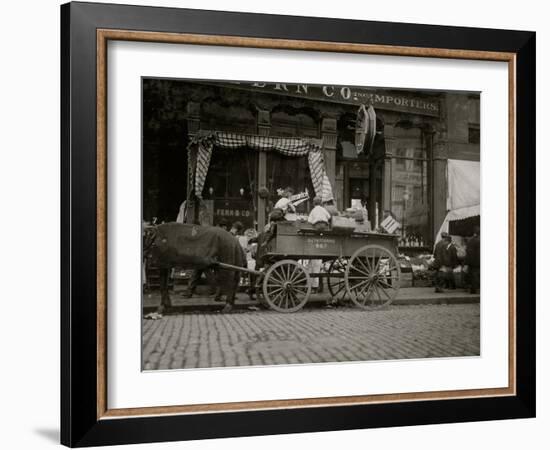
top-left (219, 221), bottom-right (402, 313)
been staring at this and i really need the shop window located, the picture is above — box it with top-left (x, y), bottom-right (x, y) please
top-left (266, 152), bottom-right (314, 215)
top-left (203, 148), bottom-right (257, 228)
top-left (390, 129), bottom-right (430, 246)
top-left (394, 148), bottom-right (407, 170)
top-left (350, 178), bottom-right (370, 208)
top-left (413, 149), bottom-right (424, 169)
top-left (468, 126), bottom-right (480, 144)
top-left (204, 148), bottom-right (257, 199)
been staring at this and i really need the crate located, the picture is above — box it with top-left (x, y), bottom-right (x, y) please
top-left (331, 216), bottom-right (356, 233)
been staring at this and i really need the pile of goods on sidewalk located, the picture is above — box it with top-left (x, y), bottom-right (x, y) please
top-left (399, 253), bottom-right (437, 287)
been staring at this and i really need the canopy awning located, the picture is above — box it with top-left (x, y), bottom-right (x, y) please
top-left (187, 131), bottom-right (332, 201)
top-left (435, 159), bottom-right (480, 243)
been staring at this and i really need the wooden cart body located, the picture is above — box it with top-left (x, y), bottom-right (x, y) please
top-left (252, 221), bottom-right (402, 312)
top-left (264, 221), bottom-right (399, 260)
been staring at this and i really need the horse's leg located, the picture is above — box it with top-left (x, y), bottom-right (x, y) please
top-left (207, 268), bottom-right (222, 300)
top-left (247, 272), bottom-right (256, 300)
top-left (158, 267), bottom-right (171, 313)
top-left (221, 272), bottom-right (240, 313)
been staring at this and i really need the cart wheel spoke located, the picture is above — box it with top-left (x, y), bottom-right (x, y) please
top-left (349, 278), bottom-right (371, 293)
top-left (357, 283), bottom-right (374, 305)
top-left (348, 262), bottom-right (371, 278)
top-left (266, 284), bottom-right (285, 290)
top-left (378, 279), bottom-right (398, 291)
top-left (373, 250), bottom-right (381, 274)
top-left (281, 292), bottom-right (290, 308)
top-left (326, 258), bottom-right (349, 302)
top-left (356, 256), bottom-right (372, 274)
top-left (376, 283), bottom-right (393, 300)
top-left (292, 284), bottom-right (308, 293)
top-left (285, 292), bottom-right (294, 308)
top-left (372, 255), bottom-right (384, 275)
top-left (289, 265), bottom-right (300, 282)
top-left (266, 287), bottom-right (284, 298)
top-left (291, 275), bottom-right (308, 285)
top-left (288, 290), bottom-right (299, 307)
top-left (271, 290), bottom-right (284, 306)
top-left (282, 292), bottom-right (290, 308)
top-left (270, 269), bottom-right (285, 284)
top-left (333, 283), bottom-right (346, 296)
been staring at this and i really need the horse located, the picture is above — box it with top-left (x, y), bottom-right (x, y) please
top-left (143, 222), bottom-right (246, 313)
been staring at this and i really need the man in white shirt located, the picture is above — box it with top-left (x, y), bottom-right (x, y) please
top-left (308, 196), bottom-right (331, 231)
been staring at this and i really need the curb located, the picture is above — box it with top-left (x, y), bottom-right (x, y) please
top-left (143, 292), bottom-right (480, 314)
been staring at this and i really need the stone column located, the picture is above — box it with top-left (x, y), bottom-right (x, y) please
top-left (257, 110), bottom-right (271, 229)
top-left (335, 164), bottom-right (345, 211)
top-left (321, 118), bottom-right (338, 198)
top-left (432, 129), bottom-right (449, 240)
top-left (381, 123), bottom-right (396, 217)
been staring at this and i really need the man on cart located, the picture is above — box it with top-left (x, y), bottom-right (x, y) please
top-left (308, 196), bottom-right (331, 231)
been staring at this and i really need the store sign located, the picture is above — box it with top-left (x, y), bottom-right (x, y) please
top-left (214, 208), bottom-right (252, 218)
top-left (213, 199), bottom-right (254, 227)
top-left (355, 104), bottom-right (376, 154)
top-left (217, 81), bottom-right (441, 117)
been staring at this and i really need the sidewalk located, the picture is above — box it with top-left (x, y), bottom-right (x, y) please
top-left (142, 286), bottom-right (479, 312)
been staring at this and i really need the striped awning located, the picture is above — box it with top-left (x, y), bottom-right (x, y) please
top-left (187, 131), bottom-right (331, 200)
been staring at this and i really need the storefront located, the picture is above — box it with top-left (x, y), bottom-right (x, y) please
top-left (142, 79), bottom-right (480, 247)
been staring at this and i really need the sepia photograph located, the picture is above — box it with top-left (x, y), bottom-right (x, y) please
top-left (141, 78), bottom-right (481, 371)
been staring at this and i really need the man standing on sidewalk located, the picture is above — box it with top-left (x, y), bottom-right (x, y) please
top-left (465, 226), bottom-right (480, 294)
top-left (433, 232), bottom-right (459, 293)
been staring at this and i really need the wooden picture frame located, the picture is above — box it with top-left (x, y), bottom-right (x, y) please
top-left (61, 1), bottom-right (535, 446)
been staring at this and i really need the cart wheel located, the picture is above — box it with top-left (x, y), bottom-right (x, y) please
top-left (327, 258), bottom-right (349, 304)
top-left (263, 260), bottom-right (311, 312)
top-left (345, 245), bottom-right (401, 310)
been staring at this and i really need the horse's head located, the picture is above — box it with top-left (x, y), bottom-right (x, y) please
top-left (142, 225), bottom-right (158, 260)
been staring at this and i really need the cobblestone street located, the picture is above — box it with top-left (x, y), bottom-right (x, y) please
top-left (142, 304), bottom-right (480, 370)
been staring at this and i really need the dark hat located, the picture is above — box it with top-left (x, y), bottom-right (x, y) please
top-left (441, 231), bottom-right (450, 239)
top-left (231, 221), bottom-right (244, 233)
